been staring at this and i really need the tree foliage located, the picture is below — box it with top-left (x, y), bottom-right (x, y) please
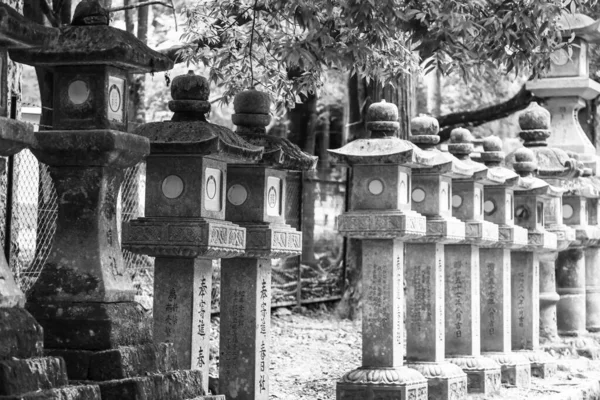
top-left (179, 0), bottom-right (595, 112)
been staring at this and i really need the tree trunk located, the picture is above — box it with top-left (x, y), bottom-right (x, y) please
top-left (124, 0), bottom-right (135, 34)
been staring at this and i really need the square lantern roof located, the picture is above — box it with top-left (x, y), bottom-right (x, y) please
top-left (0, 4), bottom-right (58, 48)
top-left (9, 25), bottom-right (173, 74)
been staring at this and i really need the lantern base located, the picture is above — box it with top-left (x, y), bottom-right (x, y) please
top-left (446, 355), bottom-right (501, 394)
top-left (515, 350), bottom-right (557, 378)
top-left (336, 366), bottom-right (428, 400)
top-left (485, 352), bottom-right (531, 388)
top-left (0, 307), bottom-right (43, 360)
top-left (407, 361), bottom-right (467, 400)
top-left (26, 301), bottom-right (151, 351)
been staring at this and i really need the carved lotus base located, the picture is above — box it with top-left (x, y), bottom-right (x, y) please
top-left (515, 350), bottom-right (557, 378)
top-left (489, 225), bottom-right (529, 249)
top-left (446, 356), bottom-right (501, 394)
top-left (336, 366), bottom-right (428, 400)
top-left (239, 223), bottom-right (302, 258)
top-left (337, 210), bottom-right (426, 240)
top-left (523, 231), bottom-right (557, 252)
top-left (407, 362), bottom-right (467, 400)
top-left (558, 336), bottom-right (600, 360)
top-left (122, 217), bottom-right (245, 258)
top-left (485, 352), bottom-right (531, 388)
top-left (411, 217), bottom-right (465, 244)
top-left (462, 220), bottom-right (498, 247)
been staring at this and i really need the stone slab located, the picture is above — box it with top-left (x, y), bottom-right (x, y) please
top-left (0, 384), bottom-right (100, 400)
top-left (480, 248), bottom-right (511, 354)
top-left (0, 308), bottom-right (43, 360)
top-left (0, 357), bottom-right (67, 396)
top-left (26, 302), bottom-right (151, 351)
top-left (88, 343), bottom-right (178, 381)
top-left (97, 370), bottom-right (206, 400)
top-left (44, 350), bottom-right (92, 381)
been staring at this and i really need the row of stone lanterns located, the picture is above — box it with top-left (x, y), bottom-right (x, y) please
top-left (328, 99), bottom-right (594, 399)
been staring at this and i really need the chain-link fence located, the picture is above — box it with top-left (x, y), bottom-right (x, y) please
top-left (5, 154), bottom-right (347, 311)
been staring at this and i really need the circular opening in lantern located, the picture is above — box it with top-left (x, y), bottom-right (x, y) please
top-left (452, 195), bottom-right (462, 208)
top-left (484, 200), bottom-right (495, 215)
top-left (367, 179), bottom-right (384, 196)
top-left (563, 204), bottom-right (574, 220)
top-left (227, 184), bottom-right (248, 206)
top-left (68, 80), bottom-right (90, 105)
top-left (162, 175), bottom-right (184, 199)
top-left (412, 188), bottom-right (426, 203)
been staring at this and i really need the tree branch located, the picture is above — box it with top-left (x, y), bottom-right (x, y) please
top-left (436, 83), bottom-right (540, 142)
top-left (109, 1), bottom-right (172, 12)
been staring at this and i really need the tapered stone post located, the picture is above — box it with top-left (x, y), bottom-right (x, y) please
top-left (507, 148), bottom-right (558, 378)
top-left (329, 102), bottom-right (429, 400)
top-left (476, 136), bottom-right (532, 388)
top-left (219, 89), bottom-right (316, 400)
top-left (404, 115), bottom-right (468, 400)
top-left (443, 129), bottom-right (502, 394)
top-left (123, 72), bottom-right (263, 392)
top-left (586, 198), bottom-right (600, 332)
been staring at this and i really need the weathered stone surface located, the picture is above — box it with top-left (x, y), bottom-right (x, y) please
top-left (556, 247), bottom-right (587, 336)
top-left (44, 349), bottom-right (92, 381)
top-left (406, 362), bottom-right (467, 400)
top-left (26, 302), bottom-right (151, 351)
top-left (88, 343), bottom-right (178, 381)
top-left (540, 251), bottom-right (561, 342)
top-left (97, 370), bottom-right (206, 400)
top-left (337, 210), bottom-right (426, 240)
top-left (9, 24), bottom-right (173, 73)
top-left (0, 4), bottom-right (58, 48)
top-left (153, 258), bottom-right (211, 391)
top-left (0, 357), bottom-right (67, 396)
top-left (0, 308), bottom-right (43, 360)
top-left (586, 246), bottom-right (600, 332)
top-left (123, 218), bottom-right (246, 259)
top-left (517, 350), bottom-right (557, 378)
top-left (486, 352), bottom-right (531, 388)
top-left (511, 252), bottom-right (541, 351)
top-left (220, 257), bottom-right (272, 400)
top-left (0, 384), bottom-right (100, 400)
top-left (337, 367), bottom-right (427, 400)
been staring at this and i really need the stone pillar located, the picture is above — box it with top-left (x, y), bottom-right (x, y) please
top-left (405, 115), bottom-right (468, 400)
top-left (585, 197), bottom-right (600, 332)
top-left (329, 103), bottom-right (429, 400)
top-left (556, 247), bottom-right (587, 336)
top-left (508, 147), bottom-right (558, 378)
top-left (124, 72), bottom-right (261, 395)
top-left (539, 251), bottom-right (560, 341)
top-left (219, 89), bottom-right (314, 400)
top-left (442, 129), bottom-right (501, 394)
top-left (476, 136), bottom-right (532, 387)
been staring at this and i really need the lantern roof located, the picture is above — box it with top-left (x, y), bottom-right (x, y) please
top-left (8, 1), bottom-right (172, 73)
top-left (134, 71), bottom-right (263, 163)
top-left (506, 103), bottom-right (581, 180)
top-left (231, 89), bottom-right (317, 171)
top-left (557, 12), bottom-right (600, 43)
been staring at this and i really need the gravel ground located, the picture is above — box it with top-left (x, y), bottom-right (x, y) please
top-left (209, 305), bottom-right (600, 400)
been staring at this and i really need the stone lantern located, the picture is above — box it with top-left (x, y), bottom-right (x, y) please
top-left (509, 148), bottom-right (558, 378)
top-left (405, 115), bottom-right (470, 400)
top-left (477, 136), bottom-right (531, 388)
top-left (526, 12), bottom-right (600, 173)
top-left (507, 104), bottom-right (579, 345)
top-left (218, 89), bottom-right (317, 400)
top-left (328, 101), bottom-right (430, 400)
top-left (123, 71), bottom-right (263, 392)
top-left (444, 128), bottom-right (504, 395)
top-left (7, 1), bottom-right (172, 350)
top-left (0, 2), bottom-right (214, 397)
top-left (584, 179), bottom-right (600, 333)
